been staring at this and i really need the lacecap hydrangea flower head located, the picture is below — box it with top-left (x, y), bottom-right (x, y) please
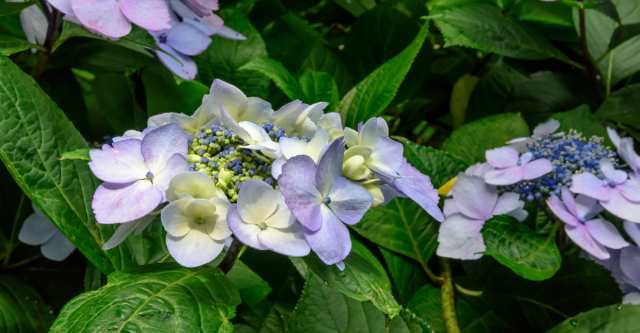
top-left (88, 79), bottom-right (444, 269)
top-left (437, 121), bottom-right (640, 263)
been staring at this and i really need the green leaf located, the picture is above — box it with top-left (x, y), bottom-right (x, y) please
top-left (0, 1), bottom-right (37, 16)
top-left (302, 43), bottom-right (356, 97)
top-left (398, 139), bottom-right (468, 188)
top-left (337, 19), bottom-right (431, 128)
top-left (227, 260), bottom-right (273, 307)
top-left (142, 65), bottom-right (191, 118)
top-left (50, 263), bottom-right (241, 332)
top-left (481, 215), bottom-right (561, 281)
top-left (239, 56), bottom-right (307, 101)
top-left (176, 80), bottom-right (209, 115)
top-left (0, 35), bottom-right (31, 55)
top-left (609, 23), bottom-right (640, 49)
top-left (595, 83), bottom-right (640, 128)
top-left (351, 198), bottom-right (440, 276)
top-left (549, 104), bottom-right (611, 147)
top-left (483, 257), bottom-right (621, 332)
top-left (0, 55), bottom-right (132, 274)
top-left (289, 272), bottom-right (431, 332)
top-left (194, 8), bottom-right (270, 98)
top-left (432, 3), bottom-right (572, 63)
top-left (333, 0), bottom-right (376, 17)
top-left (59, 148), bottom-right (95, 161)
top-left (441, 113), bottom-right (530, 165)
top-left (407, 284), bottom-right (511, 333)
top-left (0, 275), bottom-right (53, 332)
top-left (262, 12), bottom-right (324, 75)
top-left (302, 237), bottom-right (400, 317)
top-left (466, 58), bottom-right (527, 123)
top-left (90, 71), bottom-right (146, 134)
top-left (547, 304), bottom-right (640, 333)
top-left (298, 69), bottom-right (340, 111)
top-left (380, 248), bottom-right (428, 305)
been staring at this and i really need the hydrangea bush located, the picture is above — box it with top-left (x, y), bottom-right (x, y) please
top-left (1, 0), bottom-right (640, 332)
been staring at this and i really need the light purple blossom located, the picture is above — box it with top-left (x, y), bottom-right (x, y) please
top-left (18, 203), bottom-right (76, 261)
top-left (90, 123), bottom-right (188, 224)
top-left (227, 179), bottom-right (310, 256)
top-left (484, 146), bottom-right (553, 185)
top-left (608, 128), bottom-right (639, 179)
top-left (506, 119), bottom-right (564, 152)
top-left (547, 187), bottom-right (628, 260)
top-left (570, 158), bottom-right (640, 223)
top-left (171, 0), bottom-right (244, 39)
top-left (342, 117), bottom-right (402, 179)
top-left (437, 173), bottom-right (527, 260)
top-left (278, 138), bottom-right (373, 266)
top-left (591, 246), bottom-right (640, 295)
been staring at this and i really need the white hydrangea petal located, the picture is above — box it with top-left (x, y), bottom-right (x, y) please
top-left (264, 190), bottom-right (297, 228)
top-left (204, 197), bottom-right (231, 240)
top-left (238, 179), bottom-right (277, 224)
top-left (436, 213), bottom-right (486, 260)
top-left (161, 200), bottom-right (194, 237)
top-left (258, 224), bottom-right (310, 257)
top-left (166, 224), bottom-right (224, 267)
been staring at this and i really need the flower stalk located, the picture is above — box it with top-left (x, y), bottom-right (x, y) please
top-left (440, 257), bottom-right (461, 333)
top-left (217, 237), bottom-right (244, 274)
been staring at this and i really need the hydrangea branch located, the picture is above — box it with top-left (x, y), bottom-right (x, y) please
top-left (217, 237), bottom-right (245, 274)
top-left (578, 7), bottom-right (603, 105)
top-left (440, 257), bottom-right (461, 333)
top-left (454, 282), bottom-right (482, 297)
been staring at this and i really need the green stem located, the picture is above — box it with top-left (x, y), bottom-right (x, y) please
top-left (454, 283), bottom-right (482, 297)
top-left (385, 313), bottom-right (391, 333)
top-left (440, 258), bottom-right (460, 333)
top-left (3, 194), bottom-right (26, 266)
top-left (578, 8), bottom-right (604, 105)
top-left (422, 260), bottom-right (444, 284)
top-left (606, 49), bottom-right (615, 97)
top-left (2, 253), bottom-right (43, 271)
top-left (252, 150), bottom-right (270, 164)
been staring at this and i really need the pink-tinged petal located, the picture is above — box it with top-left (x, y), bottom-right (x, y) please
top-left (237, 179), bottom-right (277, 224)
top-left (486, 146), bottom-right (519, 168)
top-left (315, 138), bottom-right (345, 197)
top-left (601, 190), bottom-right (640, 223)
top-left (565, 224), bottom-right (610, 260)
top-left (227, 204), bottom-right (268, 251)
top-left (258, 224), bottom-right (311, 257)
top-left (141, 123), bottom-right (188, 175)
top-left (375, 161), bottom-right (444, 222)
top-left (18, 212), bottom-right (57, 246)
top-left (484, 166), bottom-right (524, 186)
top-left (166, 223), bottom-right (224, 267)
top-left (505, 137), bottom-right (530, 153)
top-left (599, 158), bottom-right (615, 181)
top-left (443, 199), bottom-right (460, 217)
top-left (41, 230), bottom-right (75, 261)
top-left (271, 157), bottom-right (285, 179)
top-left (453, 173), bottom-right (497, 220)
top-left (561, 187), bottom-right (579, 218)
top-left (621, 245), bottom-right (640, 282)
top-left (379, 184), bottom-right (402, 206)
top-left (585, 219), bottom-right (629, 249)
top-left (166, 22), bottom-right (211, 55)
top-left (620, 138), bottom-right (640, 173)
top-left (302, 206), bottom-right (351, 265)
top-left (533, 119), bottom-right (560, 137)
top-left (571, 172), bottom-right (610, 201)
top-left (369, 137), bottom-right (403, 177)
top-left (118, 0), bottom-right (171, 31)
top-left (574, 194), bottom-right (602, 221)
top-left (547, 194), bottom-right (579, 226)
top-left (278, 155), bottom-right (323, 231)
top-left (151, 153), bottom-right (188, 201)
top-left (89, 139), bottom-right (147, 183)
top-left (436, 213), bottom-right (486, 260)
top-left (48, 0), bottom-right (74, 15)
top-left (492, 192), bottom-right (525, 217)
top-left (618, 179), bottom-right (640, 202)
top-left (522, 158), bottom-right (553, 179)
top-left (327, 177), bottom-right (373, 225)
top-left (92, 181), bottom-right (163, 224)
top-left (198, 0), bottom-right (219, 10)
top-left (157, 44), bottom-right (197, 80)
top-left (624, 221), bottom-right (640, 245)
top-left (71, 0), bottom-right (131, 38)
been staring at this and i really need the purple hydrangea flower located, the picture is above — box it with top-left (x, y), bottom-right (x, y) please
top-left (484, 146), bottom-right (553, 185)
top-left (570, 158), bottom-right (640, 222)
top-left (547, 187), bottom-right (628, 260)
top-left (90, 123), bottom-right (188, 224)
top-left (278, 138), bottom-right (373, 265)
top-left (506, 119), bottom-right (564, 152)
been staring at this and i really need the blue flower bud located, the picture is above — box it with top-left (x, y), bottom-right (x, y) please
top-left (214, 173), bottom-right (219, 179)
top-left (248, 168), bottom-right (257, 176)
top-left (254, 157), bottom-right (264, 165)
top-left (302, 136), bottom-right (310, 142)
top-left (236, 182), bottom-right (243, 191)
top-left (187, 137), bottom-right (193, 144)
top-left (243, 149), bottom-right (252, 156)
top-left (224, 130), bottom-right (233, 139)
top-left (260, 165), bottom-right (268, 173)
top-left (197, 149), bottom-right (205, 156)
top-left (263, 122), bottom-right (274, 132)
top-left (200, 157), bottom-right (209, 164)
top-left (188, 163), bottom-right (196, 171)
top-left (233, 165), bottom-right (243, 174)
top-left (269, 130), bottom-right (276, 136)
top-left (209, 161), bottom-right (218, 168)
top-left (265, 178), bottom-right (273, 186)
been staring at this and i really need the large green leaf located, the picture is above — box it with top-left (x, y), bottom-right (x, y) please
top-left (50, 263), bottom-right (241, 332)
top-left (380, 248), bottom-right (428, 305)
top-left (0, 1), bottom-right (37, 16)
top-left (595, 83), bottom-right (640, 128)
top-left (298, 69), bottom-right (340, 111)
top-left (0, 55), bottom-right (131, 274)
top-left (482, 257), bottom-right (621, 332)
top-left (547, 304), bottom-right (640, 333)
top-left (90, 71), bottom-right (146, 134)
top-left (399, 139), bottom-right (468, 188)
top-left (0, 275), bottom-right (53, 332)
top-left (441, 113), bottom-right (530, 165)
top-left (432, 3), bottom-right (571, 62)
top-left (302, 43), bottom-right (355, 97)
top-left (289, 272), bottom-right (431, 332)
top-left (407, 284), bottom-right (510, 333)
top-left (481, 214), bottom-right (561, 281)
top-left (549, 104), bottom-right (612, 147)
top-left (194, 8), bottom-right (270, 98)
top-left (302, 238), bottom-right (400, 317)
top-left (239, 56), bottom-right (306, 101)
top-left (351, 198), bottom-right (440, 276)
top-left (141, 65), bottom-right (191, 118)
top-left (336, 19), bottom-right (431, 128)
